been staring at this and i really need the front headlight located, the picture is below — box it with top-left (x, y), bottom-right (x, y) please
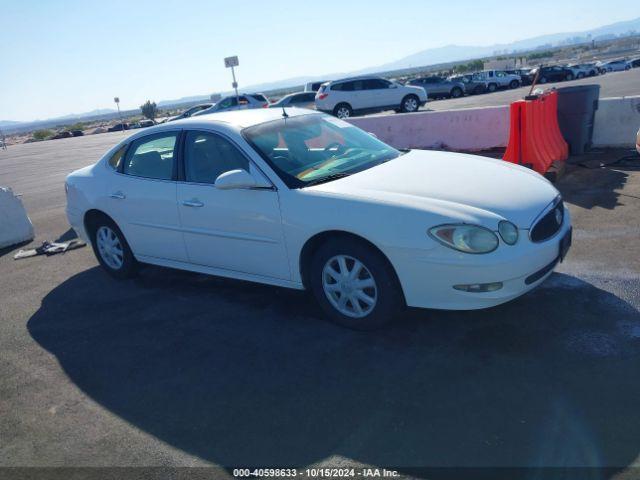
top-left (498, 220), bottom-right (519, 245)
top-left (429, 224), bottom-right (499, 254)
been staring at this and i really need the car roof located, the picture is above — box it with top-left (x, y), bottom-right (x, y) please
top-left (329, 74), bottom-right (385, 84)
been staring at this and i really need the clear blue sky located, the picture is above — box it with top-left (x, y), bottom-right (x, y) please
top-left (1, 0), bottom-right (637, 121)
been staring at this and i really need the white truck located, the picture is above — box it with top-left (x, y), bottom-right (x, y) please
top-left (472, 70), bottom-right (521, 92)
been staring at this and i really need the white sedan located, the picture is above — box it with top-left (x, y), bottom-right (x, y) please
top-left (66, 108), bottom-right (572, 329)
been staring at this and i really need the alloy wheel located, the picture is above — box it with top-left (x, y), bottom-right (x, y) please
top-left (96, 226), bottom-right (124, 270)
top-left (322, 255), bottom-right (378, 318)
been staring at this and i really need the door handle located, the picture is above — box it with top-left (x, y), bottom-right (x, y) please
top-left (182, 199), bottom-right (204, 208)
top-left (110, 191), bottom-right (126, 200)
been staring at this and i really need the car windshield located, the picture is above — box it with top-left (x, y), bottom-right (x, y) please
top-left (243, 114), bottom-right (401, 188)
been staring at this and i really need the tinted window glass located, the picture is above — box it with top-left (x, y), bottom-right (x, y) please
top-left (249, 94), bottom-right (267, 102)
top-left (363, 79), bottom-right (389, 89)
top-left (124, 133), bottom-right (177, 180)
top-left (218, 97), bottom-right (236, 108)
top-left (184, 131), bottom-right (249, 184)
top-left (108, 144), bottom-right (127, 170)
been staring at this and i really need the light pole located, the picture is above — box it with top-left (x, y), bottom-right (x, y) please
top-left (114, 97), bottom-right (123, 126)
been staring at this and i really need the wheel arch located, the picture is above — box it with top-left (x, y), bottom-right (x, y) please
top-left (83, 209), bottom-right (117, 240)
top-left (299, 230), bottom-right (404, 302)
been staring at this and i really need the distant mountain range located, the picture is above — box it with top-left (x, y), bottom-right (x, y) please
top-left (5, 16), bottom-right (639, 130)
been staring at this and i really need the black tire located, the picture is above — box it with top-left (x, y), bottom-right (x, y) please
top-left (509, 80), bottom-right (520, 89)
top-left (565, 73), bottom-right (574, 81)
top-left (576, 72), bottom-right (585, 79)
top-left (539, 76), bottom-right (548, 84)
top-left (309, 237), bottom-right (403, 330)
top-left (333, 103), bottom-right (352, 119)
top-left (487, 83), bottom-right (497, 92)
top-left (625, 65), bottom-right (631, 71)
top-left (88, 214), bottom-right (138, 279)
top-left (400, 94), bottom-right (420, 113)
top-left (450, 87), bottom-right (463, 98)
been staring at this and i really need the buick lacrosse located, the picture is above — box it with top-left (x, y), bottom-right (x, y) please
top-left (66, 108), bottom-right (572, 329)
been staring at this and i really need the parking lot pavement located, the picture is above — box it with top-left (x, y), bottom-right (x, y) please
top-left (366, 68), bottom-right (640, 116)
top-left (1, 138), bottom-right (639, 476)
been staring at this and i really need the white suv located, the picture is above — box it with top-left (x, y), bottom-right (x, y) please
top-left (315, 76), bottom-right (427, 118)
top-left (472, 70), bottom-right (521, 92)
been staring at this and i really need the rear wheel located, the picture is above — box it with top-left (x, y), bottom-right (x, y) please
top-left (509, 80), bottom-right (520, 89)
top-left (333, 103), bottom-right (352, 119)
top-left (450, 87), bottom-right (463, 98)
top-left (487, 83), bottom-right (497, 92)
top-left (309, 238), bottom-right (403, 330)
top-left (89, 215), bottom-right (138, 279)
top-left (539, 76), bottom-right (548, 84)
top-left (400, 95), bottom-right (419, 113)
top-left (565, 73), bottom-right (574, 81)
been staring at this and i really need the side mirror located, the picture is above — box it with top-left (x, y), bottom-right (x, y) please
top-left (214, 169), bottom-right (271, 190)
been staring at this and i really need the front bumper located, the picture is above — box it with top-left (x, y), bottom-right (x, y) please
top-left (387, 209), bottom-right (572, 310)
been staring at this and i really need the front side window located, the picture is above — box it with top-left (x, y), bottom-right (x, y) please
top-left (364, 79), bottom-right (390, 90)
top-left (244, 114), bottom-right (400, 188)
top-left (124, 133), bottom-right (177, 180)
top-left (184, 131), bottom-right (249, 184)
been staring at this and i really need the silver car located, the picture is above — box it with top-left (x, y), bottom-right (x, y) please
top-left (269, 92), bottom-right (316, 110)
top-left (407, 76), bottom-right (465, 99)
top-left (194, 93), bottom-right (269, 116)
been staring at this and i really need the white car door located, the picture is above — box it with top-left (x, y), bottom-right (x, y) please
top-left (106, 131), bottom-right (188, 262)
top-left (176, 130), bottom-right (290, 279)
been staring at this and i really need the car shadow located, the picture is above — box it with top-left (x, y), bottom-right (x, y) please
top-left (27, 267), bottom-right (640, 478)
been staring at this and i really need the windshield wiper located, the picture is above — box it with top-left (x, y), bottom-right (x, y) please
top-left (302, 172), bottom-right (352, 187)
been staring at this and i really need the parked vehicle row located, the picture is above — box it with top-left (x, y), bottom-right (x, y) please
top-left (170, 56), bottom-right (639, 122)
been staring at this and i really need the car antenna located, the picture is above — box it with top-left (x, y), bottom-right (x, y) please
top-left (282, 106), bottom-right (289, 119)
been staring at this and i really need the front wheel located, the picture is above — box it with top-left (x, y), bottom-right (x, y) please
top-left (400, 95), bottom-right (419, 113)
top-left (90, 216), bottom-right (138, 279)
top-left (310, 238), bottom-right (403, 330)
top-left (539, 76), bottom-right (548, 84)
top-left (487, 83), bottom-right (497, 92)
top-left (565, 73), bottom-right (574, 81)
top-left (333, 103), bottom-right (352, 119)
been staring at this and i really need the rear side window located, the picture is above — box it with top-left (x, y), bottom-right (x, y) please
top-left (363, 79), bottom-right (390, 89)
top-left (107, 144), bottom-right (128, 170)
top-left (124, 133), bottom-right (178, 180)
top-left (249, 94), bottom-right (267, 102)
top-left (184, 131), bottom-right (249, 184)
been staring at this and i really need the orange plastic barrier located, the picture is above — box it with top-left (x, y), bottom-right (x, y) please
top-left (503, 90), bottom-right (568, 174)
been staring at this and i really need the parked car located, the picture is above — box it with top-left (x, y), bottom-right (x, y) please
top-left (71, 130), bottom-right (84, 137)
top-left (269, 92), bottom-right (316, 110)
top-left (636, 126), bottom-right (640, 155)
top-left (315, 76), bottom-right (427, 118)
top-left (108, 123), bottom-right (129, 132)
top-left (472, 70), bottom-right (521, 92)
top-left (597, 59), bottom-right (631, 73)
top-left (505, 69), bottom-right (533, 86)
top-left (630, 58), bottom-right (640, 68)
top-left (447, 74), bottom-right (487, 95)
top-left (51, 131), bottom-right (73, 140)
top-left (166, 103), bottom-right (213, 122)
top-left (528, 66), bottom-right (575, 84)
top-left (407, 76), bottom-right (465, 99)
top-left (193, 94), bottom-right (269, 116)
top-left (567, 63), bottom-right (598, 78)
top-left (130, 119), bottom-right (155, 129)
top-left (66, 109), bottom-right (572, 330)
top-left (304, 81), bottom-right (328, 92)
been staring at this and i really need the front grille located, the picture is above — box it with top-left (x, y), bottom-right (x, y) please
top-left (530, 199), bottom-right (564, 242)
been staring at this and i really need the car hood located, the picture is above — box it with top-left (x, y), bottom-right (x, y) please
top-left (307, 150), bottom-right (559, 228)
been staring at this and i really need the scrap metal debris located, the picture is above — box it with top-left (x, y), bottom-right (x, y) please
top-left (14, 239), bottom-right (86, 260)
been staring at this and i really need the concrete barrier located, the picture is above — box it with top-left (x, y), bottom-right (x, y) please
top-left (592, 96), bottom-right (640, 148)
top-left (0, 187), bottom-right (34, 249)
top-left (347, 105), bottom-right (509, 151)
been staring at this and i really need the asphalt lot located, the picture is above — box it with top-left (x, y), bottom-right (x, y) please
top-left (412, 68), bottom-right (640, 113)
top-left (1, 133), bottom-right (640, 478)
